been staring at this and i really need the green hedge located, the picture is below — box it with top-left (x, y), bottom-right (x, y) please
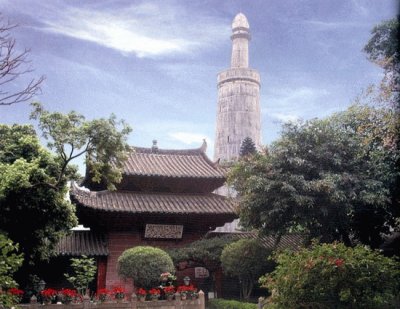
top-left (208, 298), bottom-right (258, 309)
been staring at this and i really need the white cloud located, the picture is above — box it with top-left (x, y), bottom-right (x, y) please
top-left (302, 20), bottom-right (366, 30)
top-left (268, 113), bottom-right (299, 123)
top-left (262, 86), bottom-right (331, 122)
top-left (168, 132), bottom-right (209, 145)
top-left (24, 1), bottom-right (227, 58)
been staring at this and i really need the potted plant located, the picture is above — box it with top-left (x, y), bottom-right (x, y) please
top-left (60, 289), bottom-right (78, 304)
top-left (159, 272), bottom-right (176, 286)
top-left (112, 286), bottom-right (125, 302)
top-left (136, 288), bottom-right (147, 302)
top-left (147, 288), bottom-right (160, 301)
top-left (177, 285), bottom-right (197, 300)
top-left (8, 288), bottom-right (24, 304)
top-left (40, 288), bottom-right (57, 304)
top-left (163, 286), bottom-right (175, 301)
top-left (96, 288), bottom-right (110, 303)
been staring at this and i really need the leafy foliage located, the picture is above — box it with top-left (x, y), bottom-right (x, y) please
top-left (228, 105), bottom-right (399, 248)
top-left (118, 246), bottom-right (175, 289)
top-left (364, 18), bottom-right (399, 108)
top-left (30, 102), bottom-right (132, 190)
top-left (240, 137), bottom-right (257, 157)
top-left (0, 234), bottom-right (23, 309)
top-left (221, 239), bottom-right (274, 300)
top-left (64, 255), bottom-right (97, 295)
top-left (168, 236), bottom-right (234, 271)
top-left (0, 234), bottom-right (23, 289)
top-left (208, 298), bottom-right (257, 309)
top-left (0, 124), bottom-right (78, 262)
top-left (261, 242), bottom-right (400, 308)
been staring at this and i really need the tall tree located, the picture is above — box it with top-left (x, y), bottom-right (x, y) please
top-left (363, 17), bottom-right (399, 109)
top-left (0, 16), bottom-right (44, 106)
top-left (363, 17), bottom-right (400, 233)
top-left (30, 103), bottom-right (132, 190)
top-left (229, 105), bottom-right (399, 248)
top-left (0, 124), bottom-right (78, 262)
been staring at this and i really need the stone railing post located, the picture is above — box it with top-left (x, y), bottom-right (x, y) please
top-left (173, 292), bottom-right (181, 309)
top-left (130, 293), bottom-right (137, 309)
top-left (30, 295), bottom-right (38, 309)
top-left (198, 290), bottom-right (205, 309)
top-left (257, 297), bottom-right (265, 309)
top-left (83, 293), bottom-right (90, 309)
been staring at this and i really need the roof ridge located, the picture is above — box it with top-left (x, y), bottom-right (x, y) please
top-left (131, 140), bottom-right (206, 156)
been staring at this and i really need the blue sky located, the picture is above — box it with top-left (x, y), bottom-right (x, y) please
top-left (1, 0), bottom-right (398, 161)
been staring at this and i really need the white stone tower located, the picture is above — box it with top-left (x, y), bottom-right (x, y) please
top-left (214, 13), bottom-right (261, 162)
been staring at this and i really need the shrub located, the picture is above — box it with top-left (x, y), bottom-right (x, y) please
top-left (261, 242), bottom-right (400, 308)
top-left (208, 298), bottom-right (257, 309)
top-left (118, 246), bottom-right (175, 289)
top-left (64, 255), bottom-right (97, 295)
top-left (221, 239), bottom-right (274, 300)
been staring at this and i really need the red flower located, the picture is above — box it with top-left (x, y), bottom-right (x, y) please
top-left (8, 288), bottom-right (24, 297)
top-left (60, 289), bottom-right (79, 304)
top-left (112, 286), bottom-right (125, 300)
top-left (112, 287), bottom-right (125, 294)
top-left (163, 286), bottom-right (175, 296)
top-left (334, 258), bottom-right (345, 268)
top-left (177, 285), bottom-right (196, 294)
top-left (40, 288), bottom-right (58, 301)
top-left (137, 288), bottom-right (147, 296)
top-left (96, 288), bottom-right (110, 302)
top-left (148, 288), bottom-right (160, 296)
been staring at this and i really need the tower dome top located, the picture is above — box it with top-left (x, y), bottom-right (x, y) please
top-left (232, 13), bottom-right (249, 29)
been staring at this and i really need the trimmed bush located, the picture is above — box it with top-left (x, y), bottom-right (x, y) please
top-left (208, 298), bottom-right (257, 309)
top-left (261, 242), bottom-right (400, 308)
top-left (118, 246), bottom-right (175, 289)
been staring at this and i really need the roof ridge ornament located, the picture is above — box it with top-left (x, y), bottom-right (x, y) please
top-left (200, 139), bottom-right (207, 152)
top-left (152, 139), bottom-right (158, 153)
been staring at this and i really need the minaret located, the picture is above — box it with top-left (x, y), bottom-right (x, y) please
top-left (214, 13), bottom-right (261, 162)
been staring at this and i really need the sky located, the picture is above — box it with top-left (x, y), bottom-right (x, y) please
top-left (1, 0), bottom-right (398, 164)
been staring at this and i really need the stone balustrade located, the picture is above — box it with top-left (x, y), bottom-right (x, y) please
top-left (21, 291), bottom-right (205, 309)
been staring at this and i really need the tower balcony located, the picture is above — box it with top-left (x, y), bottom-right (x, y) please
top-left (217, 68), bottom-right (260, 87)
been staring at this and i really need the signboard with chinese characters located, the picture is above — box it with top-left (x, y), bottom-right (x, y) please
top-left (144, 224), bottom-right (183, 239)
top-left (195, 267), bottom-right (210, 279)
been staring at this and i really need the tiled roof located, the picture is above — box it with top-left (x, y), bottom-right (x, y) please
top-left (71, 183), bottom-right (236, 215)
top-left (123, 141), bottom-right (225, 179)
top-left (55, 231), bottom-right (108, 256)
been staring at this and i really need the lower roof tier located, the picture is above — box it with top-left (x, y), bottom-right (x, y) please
top-left (70, 182), bottom-right (236, 216)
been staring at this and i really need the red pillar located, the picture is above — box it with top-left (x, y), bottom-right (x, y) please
top-left (97, 257), bottom-right (107, 290)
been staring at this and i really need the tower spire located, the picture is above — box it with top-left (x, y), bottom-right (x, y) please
top-left (231, 13), bottom-right (250, 68)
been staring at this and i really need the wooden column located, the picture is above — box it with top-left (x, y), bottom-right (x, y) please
top-left (97, 256), bottom-right (107, 290)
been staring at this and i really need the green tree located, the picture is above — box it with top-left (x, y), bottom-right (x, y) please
top-left (240, 137), bottom-right (257, 157)
top-left (169, 236), bottom-right (234, 273)
top-left (363, 17), bottom-right (400, 234)
top-left (0, 234), bottom-right (23, 289)
top-left (64, 255), bottom-right (97, 295)
top-left (364, 18), bottom-right (399, 108)
top-left (118, 246), bottom-right (175, 289)
top-left (221, 239), bottom-right (273, 300)
top-left (0, 234), bottom-right (24, 309)
top-left (0, 124), bottom-right (78, 262)
top-left (261, 242), bottom-right (400, 308)
top-left (30, 102), bottom-right (132, 190)
top-left (229, 105), bottom-right (399, 248)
